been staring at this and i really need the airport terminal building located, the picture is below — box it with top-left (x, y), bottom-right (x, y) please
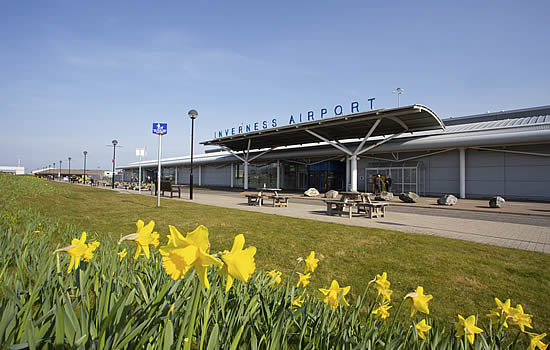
top-left (119, 104), bottom-right (550, 201)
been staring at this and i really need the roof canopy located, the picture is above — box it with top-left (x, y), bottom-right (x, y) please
top-left (202, 104), bottom-right (445, 151)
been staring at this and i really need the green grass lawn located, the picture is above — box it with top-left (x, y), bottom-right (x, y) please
top-left (7, 178), bottom-right (550, 332)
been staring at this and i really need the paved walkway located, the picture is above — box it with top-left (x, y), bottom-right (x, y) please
top-left (114, 186), bottom-right (550, 254)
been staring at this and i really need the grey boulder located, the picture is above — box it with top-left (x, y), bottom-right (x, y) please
top-left (489, 196), bottom-right (505, 208)
top-left (399, 192), bottom-right (419, 203)
top-left (304, 188), bottom-right (320, 197)
top-left (375, 192), bottom-right (394, 201)
top-left (325, 190), bottom-right (339, 199)
top-left (438, 194), bottom-right (457, 206)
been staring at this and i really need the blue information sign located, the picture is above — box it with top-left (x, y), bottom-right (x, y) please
top-left (153, 123), bottom-right (167, 135)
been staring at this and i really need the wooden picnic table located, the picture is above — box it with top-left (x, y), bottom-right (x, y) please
top-left (339, 191), bottom-right (372, 202)
top-left (246, 188), bottom-right (289, 207)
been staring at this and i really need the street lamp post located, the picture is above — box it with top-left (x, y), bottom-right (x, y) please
top-left (83, 151), bottom-right (88, 184)
top-left (392, 88), bottom-right (404, 107)
top-left (68, 157), bottom-right (71, 180)
top-left (59, 160), bottom-right (62, 180)
top-left (111, 140), bottom-right (118, 189)
top-left (53, 162), bottom-right (56, 180)
top-left (188, 109), bottom-right (198, 200)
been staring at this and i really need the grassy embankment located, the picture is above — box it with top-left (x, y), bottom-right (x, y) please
top-left (5, 175), bottom-right (549, 332)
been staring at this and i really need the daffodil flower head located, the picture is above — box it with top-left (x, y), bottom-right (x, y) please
top-left (319, 280), bottom-right (350, 309)
top-left (415, 319), bottom-right (432, 340)
top-left (118, 249), bottom-right (127, 261)
top-left (266, 269), bottom-right (282, 285)
top-left (526, 332), bottom-right (547, 350)
top-left (53, 232), bottom-right (96, 273)
top-left (219, 234), bottom-right (256, 292)
top-left (83, 241), bottom-right (100, 262)
top-left (159, 225), bottom-right (222, 288)
top-left (487, 297), bottom-right (512, 328)
top-left (304, 251), bottom-right (319, 273)
top-left (118, 220), bottom-right (160, 259)
top-left (374, 272), bottom-right (391, 292)
top-left (296, 272), bottom-right (311, 288)
top-left (373, 303), bottom-right (392, 320)
top-left (289, 296), bottom-right (305, 312)
top-left (405, 286), bottom-right (433, 317)
top-left (508, 304), bottom-right (533, 332)
top-left (455, 314), bottom-right (483, 345)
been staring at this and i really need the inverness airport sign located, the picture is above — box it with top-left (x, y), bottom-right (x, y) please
top-left (213, 98), bottom-right (375, 139)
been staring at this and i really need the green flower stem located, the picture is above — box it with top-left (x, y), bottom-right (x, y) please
top-left (384, 296), bottom-right (407, 349)
top-left (184, 280), bottom-right (202, 350)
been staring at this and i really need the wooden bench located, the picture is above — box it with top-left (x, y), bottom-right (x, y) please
top-left (246, 193), bottom-right (264, 206)
top-left (325, 200), bottom-right (354, 219)
top-left (356, 197), bottom-right (389, 218)
top-left (152, 181), bottom-right (181, 198)
top-left (269, 195), bottom-right (289, 207)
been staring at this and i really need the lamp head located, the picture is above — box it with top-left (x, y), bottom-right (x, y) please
top-left (68, 157), bottom-right (71, 161)
top-left (112, 139), bottom-right (118, 146)
top-left (188, 109), bottom-right (198, 120)
top-left (83, 151), bottom-right (88, 156)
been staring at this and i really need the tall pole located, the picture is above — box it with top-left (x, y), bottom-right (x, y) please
top-left (190, 117), bottom-right (195, 200)
top-left (68, 157), bottom-right (71, 179)
top-left (59, 160), bottom-right (62, 180)
top-left (188, 109), bottom-right (198, 200)
top-left (83, 151), bottom-right (87, 184)
top-left (138, 154), bottom-right (142, 194)
top-left (157, 134), bottom-right (162, 207)
top-left (111, 140), bottom-right (118, 189)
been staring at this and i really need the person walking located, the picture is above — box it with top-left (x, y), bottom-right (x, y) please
top-left (385, 176), bottom-right (392, 193)
top-left (374, 174), bottom-right (383, 194)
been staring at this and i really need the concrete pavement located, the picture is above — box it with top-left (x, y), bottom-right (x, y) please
top-left (115, 186), bottom-right (550, 254)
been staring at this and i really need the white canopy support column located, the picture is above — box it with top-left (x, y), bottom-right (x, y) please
top-left (345, 156), bottom-right (350, 191)
top-left (350, 155), bottom-right (358, 191)
top-left (221, 141), bottom-right (278, 190)
top-left (459, 147), bottom-right (466, 199)
top-left (198, 165), bottom-right (202, 186)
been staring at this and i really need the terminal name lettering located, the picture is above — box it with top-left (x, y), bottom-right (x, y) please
top-left (213, 99), bottom-right (375, 139)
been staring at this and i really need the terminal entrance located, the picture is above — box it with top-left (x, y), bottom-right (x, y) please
top-left (365, 164), bottom-right (425, 194)
top-left (307, 160), bottom-right (345, 192)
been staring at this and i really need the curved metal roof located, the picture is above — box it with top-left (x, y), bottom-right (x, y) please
top-left (202, 104), bottom-right (444, 151)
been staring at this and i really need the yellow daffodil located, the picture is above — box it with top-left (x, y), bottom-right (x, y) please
top-left (219, 234), bottom-right (256, 292)
top-left (304, 251), bottom-right (319, 273)
top-left (373, 303), bottom-right (392, 320)
top-left (297, 272), bottom-right (311, 288)
top-left (266, 269), bottom-right (282, 285)
top-left (405, 286), bottom-right (433, 317)
top-left (380, 288), bottom-right (393, 303)
top-left (319, 280), bottom-right (350, 309)
top-left (527, 332), bottom-right (548, 350)
top-left (487, 297), bottom-right (512, 328)
top-left (118, 249), bottom-right (127, 261)
top-left (83, 241), bottom-right (100, 261)
top-left (455, 314), bottom-right (483, 345)
top-left (159, 225), bottom-right (222, 289)
top-left (415, 319), bottom-right (432, 340)
top-left (374, 272), bottom-right (390, 291)
top-left (508, 304), bottom-right (533, 332)
top-left (53, 232), bottom-right (96, 272)
top-left (32, 224), bottom-right (43, 234)
top-left (118, 220), bottom-right (160, 259)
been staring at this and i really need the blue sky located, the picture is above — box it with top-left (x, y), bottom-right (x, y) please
top-left (1, 1), bottom-right (549, 172)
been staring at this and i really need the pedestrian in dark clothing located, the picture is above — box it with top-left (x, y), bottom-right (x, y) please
top-left (385, 176), bottom-right (392, 193)
top-left (374, 174), bottom-right (383, 194)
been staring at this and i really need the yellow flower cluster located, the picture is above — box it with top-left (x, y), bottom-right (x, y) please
top-left (53, 232), bottom-right (100, 272)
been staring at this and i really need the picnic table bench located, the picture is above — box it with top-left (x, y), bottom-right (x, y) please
top-left (325, 196), bottom-right (389, 219)
top-left (245, 190), bottom-right (289, 207)
top-left (152, 181), bottom-right (181, 198)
